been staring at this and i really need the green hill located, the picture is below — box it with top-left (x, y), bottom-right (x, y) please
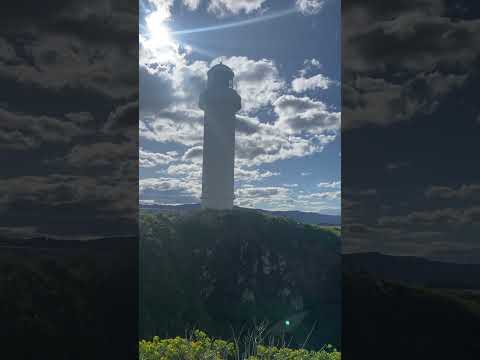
top-left (139, 208), bottom-right (341, 350)
top-left (342, 272), bottom-right (480, 359)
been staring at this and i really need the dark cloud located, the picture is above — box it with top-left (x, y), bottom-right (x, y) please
top-left (182, 146), bottom-right (203, 161)
top-left (1, 0), bottom-right (138, 238)
top-left (425, 184), bottom-right (480, 201)
top-left (139, 66), bottom-right (174, 114)
top-left (342, 0), bottom-right (480, 263)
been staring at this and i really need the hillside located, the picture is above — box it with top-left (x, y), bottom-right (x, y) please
top-left (140, 208), bottom-right (341, 349)
top-left (343, 252), bottom-right (480, 289)
top-left (342, 271), bottom-right (480, 359)
top-left (0, 235), bottom-right (138, 359)
top-left (140, 203), bottom-right (341, 226)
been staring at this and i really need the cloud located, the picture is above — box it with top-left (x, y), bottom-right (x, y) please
top-left (166, 162), bottom-right (202, 179)
top-left (140, 0), bottom-right (187, 67)
top-left (62, 142), bottom-right (137, 174)
top-left (137, 12), bottom-right (342, 210)
top-left (295, 0), bottom-right (325, 15)
top-left (183, 0), bottom-right (201, 10)
top-left (212, 56), bottom-right (285, 114)
top-left (235, 186), bottom-right (290, 208)
top-left (342, 4), bottom-right (480, 129)
top-left (0, 1), bottom-right (139, 237)
top-left (378, 207), bottom-right (480, 227)
top-left (140, 108), bottom-right (204, 146)
top-left (234, 168), bottom-right (279, 182)
top-left (145, 0), bottom-right (175, 21)
top-left (298, 191), bottom-right (340, 200)
top-left (273, 94), bottom-right (340, 135)
top-left (139, 66), bottom-right (175, 114)
top-left (343, 72), bottom-right (468, 129)
top-left (103, 101), bottom-right (138, 137)
top-left (207, 0), bottom-right (268, 17)
top-left (234, 119), bottom-right (321, 167)
top-left (292, 58), bottom-right (336, 93)
top-left (318, 181), bottom-right (341, 188)
top-left (234, 185), bottom-right (340, 213)
top-left (292, 73), bottom-right (335, 93)
top-left (182, 146), bottom-right (203, 162)
top-left (0, 108), bottom-right (85, 151)
top-left (139, 55), bottom-right (339, 168)
top-left (140, 148), bottom-right (178, 167)
top-left (139, 177), bottom-right (201, 203)
top-left (0, 33), bottom-right (136, 102)
top-left (425, 184), bottom-right (480, 201)
top-left (0, 175), bottom-right (136, 219)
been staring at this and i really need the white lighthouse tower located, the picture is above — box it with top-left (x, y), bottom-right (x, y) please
top-left (199, 63), bottom-right (241, 210)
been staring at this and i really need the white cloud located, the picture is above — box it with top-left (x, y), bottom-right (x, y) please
top-left (140, 177), bottom-right (202, 200)
top-left (292, 73), bottom-right (335, 92)
top-left (140, 108), bottom-right (204, 146)
top-left (298, 191), bottom-right (340, 200)
top-left (207, 0), bottom-right (268, 16)
top-left (318, 180), bottom-right (341, 189)
top-left (139, 56), bottom-right (338, 168)
top-left (234, 185), bottom-right (340, 213)
top-left (166, 162), bottom-right (202, 179)
top-left (295, 0), bottom-right (325, 15)
top-left (235, 117), bottom-right (321, 167)
top-left (183, 0), bottom-right (201, 10)
top-left (182, 145), bottom-right (203, 162)
top-left (140, 148), bottom-right (178, 167)
top-left (212, 56), bottom-right (285, 114)
top-left (235, 186), bottom-right (290, 208)
top-left (273, 94), bottom-right (340, 135)
top-left (235, 167), bottom-right (279, 182)
top-left (138, 14), bottom-right (342, 210)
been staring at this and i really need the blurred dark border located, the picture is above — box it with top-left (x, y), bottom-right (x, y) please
top-left (342, 1), bottom-right (480, 359)
top-left (0, 1), bottom-right (139, 358)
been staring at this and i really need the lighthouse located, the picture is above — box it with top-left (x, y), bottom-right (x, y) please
top-left (199, 63), bottom-right (241, 210)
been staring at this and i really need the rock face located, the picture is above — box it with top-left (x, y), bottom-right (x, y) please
top-left (139, 209), bottom-right (341, 349)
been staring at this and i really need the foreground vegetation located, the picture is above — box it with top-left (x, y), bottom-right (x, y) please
top-left (139, 330), bottom-right (340, 360)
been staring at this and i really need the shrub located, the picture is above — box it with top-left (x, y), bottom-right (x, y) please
top-left (139, 330), bottom-right (340, 360)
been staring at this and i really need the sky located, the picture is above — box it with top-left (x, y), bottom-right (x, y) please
top-left (0, 0), bottom-right (138, 239)
top-left (139, 0), bottom-right (341, 215)
top-left (341, 0), bottom-right (480, 263)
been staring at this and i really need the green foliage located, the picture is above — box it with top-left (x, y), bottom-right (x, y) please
top-left (139, 331), bottom-right (341, 360)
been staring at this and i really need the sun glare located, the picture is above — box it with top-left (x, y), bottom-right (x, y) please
top-left (141, 10), bottom-right (180, 65)
top-left (146, 11), bottom-right (174, 49)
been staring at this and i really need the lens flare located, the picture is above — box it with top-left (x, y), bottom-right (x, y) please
top-left (172, 7), bottom-right (298, 36)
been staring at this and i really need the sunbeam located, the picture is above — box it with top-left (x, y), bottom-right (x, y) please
top-left (171, 7), bottom-right (298, 36)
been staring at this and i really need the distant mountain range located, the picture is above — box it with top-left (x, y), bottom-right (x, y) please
top-left (140, 203), bottom-right (341, 226)
top-left (343, 252), bottom-right (480, 290)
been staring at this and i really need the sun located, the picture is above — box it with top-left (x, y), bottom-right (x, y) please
top-left (146, 11), bottom-right (174, 49)
top-left (140, 10), bottom-right (180, 65)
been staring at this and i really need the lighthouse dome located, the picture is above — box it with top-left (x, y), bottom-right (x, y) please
top-left (207, 63), bottom-right (234, 88)
top-left (207, 63), bottom-right (234, 77)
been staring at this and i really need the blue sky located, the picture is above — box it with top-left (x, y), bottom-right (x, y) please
top-left (139, 0), bottom-right (341, 214)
